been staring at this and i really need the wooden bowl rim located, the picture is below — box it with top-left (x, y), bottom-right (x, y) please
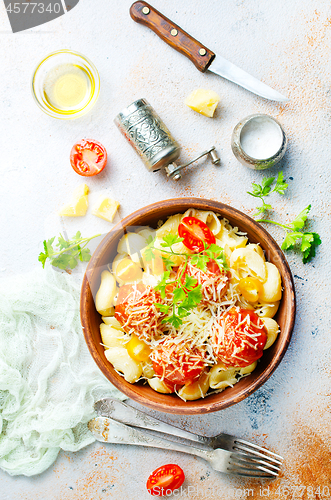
top-left (81, 198), bottom-right (296, 414)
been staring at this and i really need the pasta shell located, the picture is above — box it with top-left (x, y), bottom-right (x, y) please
top-left (148, 377), bottom-right (174, 394)
top-left (262, 317), bottom-right (280, 349)
top-left (177, 371), bottom-right (210, 401)
top-left (259, 263), bottom-right (282, 302)
top-left (95, 271), bottom-right (118, 316)
top-left (105, 347), bottom-right (142, 383)
top-left (230, 248), bottom-right (267, 282)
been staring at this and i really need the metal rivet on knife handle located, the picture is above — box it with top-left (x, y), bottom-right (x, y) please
top-left (130, 1), bottom-right (216, 73)
top-left (142, 6), bottom-right (150, 14)
top-left (199, 48), bottom-right (207, 56)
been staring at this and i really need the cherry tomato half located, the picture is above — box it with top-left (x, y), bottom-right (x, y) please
top-left (146, 464), bottom-right (185, 496)
top-left (212, 308), bottom-right (267, 367)
top-left (151, 337), bottom-right (206, 386)
top-left (178, 217), bottom-right (216, 253)
top-left (70, 139), bottom-right (107, 176)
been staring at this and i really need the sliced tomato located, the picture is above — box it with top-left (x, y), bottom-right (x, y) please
top-left (70, 139), bottom-right (107, 176)
top-left (151, 337), bottom-right (206, 386)
top-left (212, 308), bottom-right (267, 367)
top-left (178, 258), bottom-right (229, 305)
top-left (114, 283), bottom-right (164, 342)
top-left (178, 216), bottom-right (216, 252)
top-left (146, 464), bottom-right (185, 496)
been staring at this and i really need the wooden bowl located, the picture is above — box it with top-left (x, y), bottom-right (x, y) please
top-left (81, 198), bottom-right (296, 414)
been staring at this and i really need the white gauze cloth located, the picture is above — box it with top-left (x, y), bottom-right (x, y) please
top-left (0, 265), bottom-right (125, 476)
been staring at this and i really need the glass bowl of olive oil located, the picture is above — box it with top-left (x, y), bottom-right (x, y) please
top-left (32, 50), bottom-right (100, 119)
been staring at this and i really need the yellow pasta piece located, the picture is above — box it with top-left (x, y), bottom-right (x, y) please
top-left (259, 262), bottom-right (282, 302)
top-left (105, 347), bottom-right (142, 383)
top-left (101, 316), bottom-right (122, 329)
top-left (156, 214), bottom-right (182, 238)
top-left (95, 271), bottom-right (118, 316)
top-left (216, 224), bottom-right (247, 250)
top-left (239, 361), bottom-right (257, 376)
top-left (209, 364), bottom-right (238, 390)
top-left (245, 243), bottom-right (265, 261)
top-left (230, 248), bottom-right (267, 282)
top-left (101, 308), bottom-right (115, 318)
top-left (100, 324), bottom-right (128, 348)
top-left (142, 361), bottom-right (155, 379)
top-left (117, 232), bottom-right (147, 265)
top-left (262, 317), bottom-right (280, 349)
top-left (141, 246), bottom-right (166, 276)
top-left (177, 372), bottom-right (210, 401)
top-left (255, 301), bottom-right (280, 318)
top-left (148, 377), bottom-right (174, 394)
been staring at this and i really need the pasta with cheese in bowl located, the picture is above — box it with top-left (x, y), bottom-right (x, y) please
top-left (81, 199), bottom-right (295, 414)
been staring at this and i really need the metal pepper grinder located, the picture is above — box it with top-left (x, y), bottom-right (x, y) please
top-left (114, 98), bottom-right (220, 180)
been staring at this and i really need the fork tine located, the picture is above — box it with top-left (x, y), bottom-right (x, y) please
top-left (230, 454), bottom-right (281, 474)
top-left (227, 469), bottom-right (277, 479)
top-left (233, 440), bottom-right (283, 466)
top-left (234, 439), bottom-right (283, 462)
top-left (228, 456), bottom-right (279, 478)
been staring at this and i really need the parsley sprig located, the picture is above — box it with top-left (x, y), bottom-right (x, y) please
top-left (256, 205), bottom-right (321, 263)
top-left (247, 171), bottom-right (288, 216)
top-left (38, 231), bottom-right (101, 270)
top-left (145, 234), bottom-right (227, 327)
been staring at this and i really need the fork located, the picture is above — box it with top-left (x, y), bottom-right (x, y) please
top-left (89, 416), bottom-right (278, 478)
top-left (94, 398), bottom-right (282, 475)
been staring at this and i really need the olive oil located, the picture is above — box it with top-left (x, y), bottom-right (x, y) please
top-left (43, 64), bottom-right (91, 111)
top-left (32, 50), bottom-right (100, 119)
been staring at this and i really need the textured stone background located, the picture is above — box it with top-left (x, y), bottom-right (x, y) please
top-left (1, 0), bottom-right (330, 498)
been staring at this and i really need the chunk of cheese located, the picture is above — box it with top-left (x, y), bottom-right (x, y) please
top-left (59, 184), bottom-right (89, 216)
top-left (92, 195), bottom-right (119, 222)
top-left (185, 89), bottom-right (220, 117)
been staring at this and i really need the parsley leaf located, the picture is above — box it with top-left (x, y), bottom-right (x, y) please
top-left (273, 171), bottom-right (288, 195)
top-left (38, 232), bottom-right (101, 270)
top-left (256, 205), bottom-right (321, 263)
top-left (301, 232), bottom-right (321, 263)
top-left (155, 303), bottom-right (170, 314)
top-left (173, 287), bottom-right (186, 304)
top-left (190, 252), bottom-right (209, 272)
top-left (149, 236), bottom-right (227, 326)
top-left (290, 204), bottom-right (311, 231)
top-left (281, 232), bottom-right (304, 250)
top-left (160, 234), bottom-right (184, 248)
top-left (248, 171), bottom-right (288, 216)
top-left (154, 271), bottom-right (172, 299)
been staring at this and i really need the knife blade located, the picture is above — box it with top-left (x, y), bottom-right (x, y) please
top-left (130, 1), bottom-right (289, 102)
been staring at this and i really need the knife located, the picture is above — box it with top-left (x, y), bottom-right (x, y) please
top-left (130, 1), bottom-right (289, 102)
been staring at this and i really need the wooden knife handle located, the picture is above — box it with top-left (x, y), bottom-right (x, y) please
top-left (130, 1), bottom-right (215, 72)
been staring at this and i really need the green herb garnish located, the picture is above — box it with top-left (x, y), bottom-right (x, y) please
top-left (256, 205), bottom-right (321, 263)
top-left (39, 231), bottom-right (101, 270)
top-left (247, 171), bottom-right (288, 216)
top-left (145, 236), bottom-right (227, 327)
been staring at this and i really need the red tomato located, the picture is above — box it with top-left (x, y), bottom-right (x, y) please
top-left (178, 217), bottom-right (216, 252)
top-left (212, 308), bottom-right (267, 367)
top-left (114, 283), bottom-right (164, 343)
top-left (146, 464), bottom-right (185, 496)
top-left (178, 258), bottom-right (229, 305)
top-left (70, 139), bottom-right (107, 176)
top-left (151, 337), bottom-right (206, 386)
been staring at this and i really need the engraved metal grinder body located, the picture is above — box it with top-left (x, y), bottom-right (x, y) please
top-left (114, 98), bottom-right (220, 180)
